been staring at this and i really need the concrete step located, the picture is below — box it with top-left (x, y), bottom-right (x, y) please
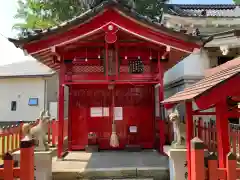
top-left (52, 167), bottom-right (169, 180)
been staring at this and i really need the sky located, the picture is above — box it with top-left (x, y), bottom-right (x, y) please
top-left (0, 0), bottom-right (234, 66)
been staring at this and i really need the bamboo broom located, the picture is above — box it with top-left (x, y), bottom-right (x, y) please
top-left (109, 86), bottom-right (119, 147)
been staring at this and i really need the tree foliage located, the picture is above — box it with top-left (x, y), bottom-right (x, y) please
top-left (233, 0), bottom-right (240, 4)
top-left (13, 0), bottom-right (167, 36)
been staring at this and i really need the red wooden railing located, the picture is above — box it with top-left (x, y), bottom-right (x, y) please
top-left (165, 120), bottom-right (240, 157)
top-left (0, 119), bottom-right (68, 165)
top-left (191, 137), bottom-right (240, 180)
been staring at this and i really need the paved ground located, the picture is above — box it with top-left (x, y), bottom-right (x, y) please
top-left (52, 150), bottom-right (169, 180)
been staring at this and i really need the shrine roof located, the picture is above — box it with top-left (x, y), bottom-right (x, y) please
top-left (165, 4), bottom-right (240, 18)
top-left (162, 57), bottom-right (240, 104)
top-left (204, 29), bottom-right (240, 48)
top-left (9, 0), bottom-right (204, 47)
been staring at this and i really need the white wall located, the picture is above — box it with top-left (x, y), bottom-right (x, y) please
top-left (0, 77), bottom-right (45, 122)
top-left (164, 49), bottom-right (211, 85)
top-left (183, 50), bottom-right (210, 77)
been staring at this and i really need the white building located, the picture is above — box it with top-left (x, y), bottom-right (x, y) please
top-left (0, 60), bottom-right (58, 125)
top-left (162, 4), bottom-right (240, 97)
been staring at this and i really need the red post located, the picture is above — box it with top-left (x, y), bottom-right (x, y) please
top-left (186, 101), bottom-right (193, 180)
top-left (11, 125), bottom-right (15, 151)
top-left (105, 42), bottom-right (109, 80)
top-left (68, 86), bottom-right (72, 150)
top-left (15, 125), bottom-right (18, 150)
top-left (1, 131), bottom-right (5, 156)
top-left (58, 60), bottom-right (65, 158)
top-left (198, 117), bottom-right (203, 139)
top-left (190, 137), bottom-right (205, 180)
top-left (157, 51), bottom-right (165, 153)
top-left (207, 153), bottom-right (218, 180)
top-left (4, 153), bottom-right (14, 180)
top-left (115, 42), bottom-right (119, 79)
top-left (6, 126), bottom-right (10, 152)
top-left (226, 152), bottom-right (237, 180)
top-left (208, 122), bottom-right (211, 149)
top-left (216, 101), bottom-right (230, 167)
top-left (20, 139), bottom-right (34, 180)
top-left (19, 121), bottom-right (24, 139)
top-left (204, 122), bottom-right (207, 145)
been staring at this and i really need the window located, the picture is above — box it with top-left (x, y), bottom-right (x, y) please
top-left (11, 101), bottom-right (17, 111)
top-left (28, 98), bottom-right (38, 106)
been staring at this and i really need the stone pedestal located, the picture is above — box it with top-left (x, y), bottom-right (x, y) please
top-left (164, 145), bottom-right (208, 180)
top-left (13, 150), bottom-right (54, 180)
top-left (164, 145), bottom-right (187, 180)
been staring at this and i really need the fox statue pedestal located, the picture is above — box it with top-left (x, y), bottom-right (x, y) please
top-left (164, 146), bottom-right (188, 180)
top-left (13, 110), bottom-right (54, 180)
top-left (164, 145), bottom-right (208, 180)
top-left (13, 150), bottom-right (54, 180)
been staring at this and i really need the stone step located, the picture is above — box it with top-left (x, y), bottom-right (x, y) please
top-left (52, 167), bottom-right (169, 180)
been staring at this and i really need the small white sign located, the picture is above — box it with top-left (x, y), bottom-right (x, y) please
top-left (90, 107), bottom-right (103, 117)
top-left (129, 126), bottom-right (137, 133)
top-left (103, 107), bottom-right (109, 117)
top-left (114, 107), bottom-right (123, 120)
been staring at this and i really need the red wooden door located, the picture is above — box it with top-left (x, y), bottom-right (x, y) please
top-left (70, 86), bottom-right (155, 150)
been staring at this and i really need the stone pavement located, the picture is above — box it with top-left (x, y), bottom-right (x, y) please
top-left (52, 150), bottom-right (169, 180)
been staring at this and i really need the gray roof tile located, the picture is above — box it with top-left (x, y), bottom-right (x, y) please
top-left (0, 60), bottom-right (55, 77)
top-left (166, 4), bottom-right (240, 17)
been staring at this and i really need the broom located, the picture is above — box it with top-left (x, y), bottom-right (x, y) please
top-left (109, 87), bottom-right (119, 147)
top-left (110, 120), bottom-right (119, 147)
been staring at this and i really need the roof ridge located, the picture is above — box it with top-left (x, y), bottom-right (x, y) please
top-left (205, 57), bottom-right (240, 77)
top-left (168, 4), bottom-right (237, 7)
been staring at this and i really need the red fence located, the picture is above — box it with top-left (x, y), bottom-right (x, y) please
top-left (0, 119), bottom-right (68, 165)
top-left (165, 120), bottom-right (240, 156)
top-left (191, 137), bottom-right (240, 180)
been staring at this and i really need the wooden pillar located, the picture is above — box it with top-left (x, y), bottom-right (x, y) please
top-left (68, 85), bottom-right (72, 151)
top-left (157, 51), bottom-right (165, 153)
top-left (190, 137), bottom-right (205, 180)
top-left (115, 42), bottom-right (118, 79)
top-left (109, 85), bottom-right (115, 123)
top-left (20, 139), bottom-right (34, 180)
top-left (186, 101), bottom-right (193, 180)
top-left (57, 60), bottom-right (65, 158)
top-left (105, 42), bottom-right (109, 80)
top-left (216, 101), bottom-right (230, 167)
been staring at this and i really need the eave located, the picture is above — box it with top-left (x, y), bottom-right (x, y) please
top-left (9, 1), bottom-right (204, 51)
top-left (204, 29), bottom-right (240, 48)
top-left (8, 1), bottom-right (206, 72)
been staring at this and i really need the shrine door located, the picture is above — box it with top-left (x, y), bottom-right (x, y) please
top-left (70, 85), bottom-right (155, 150)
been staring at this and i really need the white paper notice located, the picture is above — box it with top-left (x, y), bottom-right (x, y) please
top-left (103, 107), bottom-right (109, 117)
top-left (90, 107), bottom-right (103, 117)
top-left (129, 126), bottom-right (137, 133)
top-left (114, 107), bottom-right (123, 120)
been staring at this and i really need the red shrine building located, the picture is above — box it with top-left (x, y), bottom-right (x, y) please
top-left (9, 1), bottom-right (205, 157)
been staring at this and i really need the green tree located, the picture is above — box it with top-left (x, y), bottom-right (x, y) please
top-left (135, 0), bottom-right (167, 18)
top-left (233, 0), bottom-right (240, 4)
top-left (13, 0), bottom-right (167, 36)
